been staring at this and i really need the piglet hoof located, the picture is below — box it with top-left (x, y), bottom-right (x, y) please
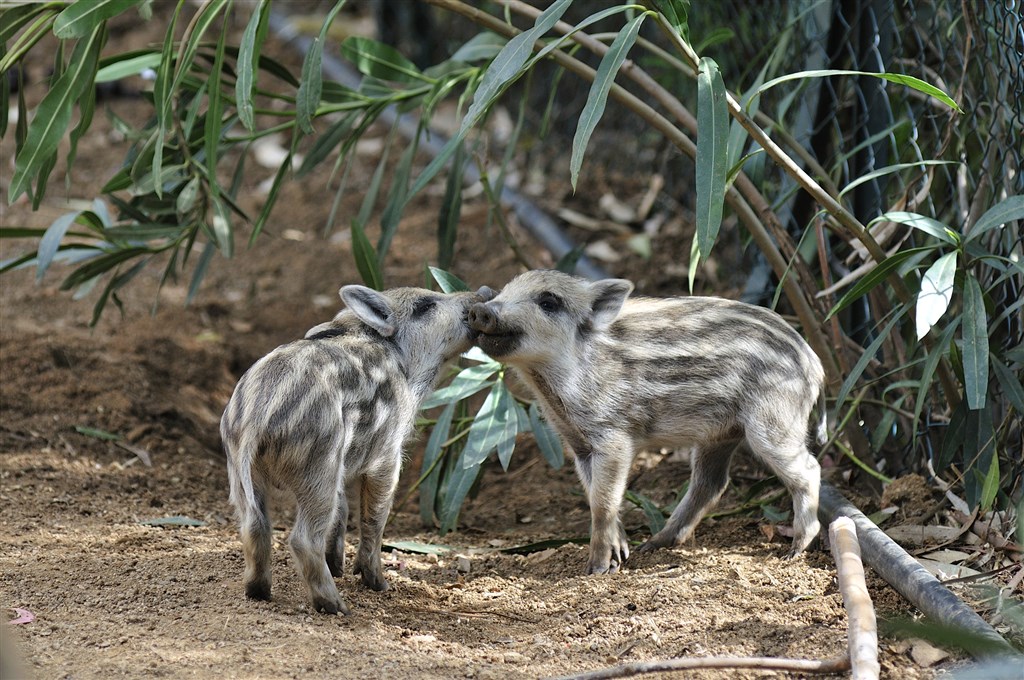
top-left (635, 532), bottom-right (674, 555)
top-left (244, 580), bottom-right (271, 602)
top-left (313, 595), bottom-right (350, 616)
top-left (354, 563), bottom-right (389, 592)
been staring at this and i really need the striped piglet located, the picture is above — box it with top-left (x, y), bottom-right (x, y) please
top-left (222, 284), bottom-right (493, 613)
top-left (469, 270), bottom-right (826, 575)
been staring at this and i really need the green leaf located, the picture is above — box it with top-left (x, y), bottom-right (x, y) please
top-left (185, 241), bottom-right (216, 306)
top-left (992, 358), bottom-right (1024, 415)
top-left (451, 32), bottom-right (507, 63)
top-left (236, 0), bottom-right (269, 131)
top-left (979, 453), bottom-right (999, 512)
top-left (962, 273), bottom-right (989, 410)
top-left (296, 0), bottom-right (347, 134)
top-left (437, 142), bottom-right (466, 271)
top-left (383, 540), bottom-right (453, 556)
top-left (378, 133), bottom-right (419, 259)
top-left (437, 455), bottom-right (484, 535)
top-left (297, 111), bottom-right (357, 177)
top-left (151, 0), bottom-right (184, 198)
top-left (529, 403), bottom-right (563, 469)
top-left (340, 36), bottom-right (423, 84)
top-left (53, 0), bottom-right (140, 39)
top-left (60, 246), bottom-right (152, 290)
top-left (624, 490), bottom-right (666, 535)
top-left (404, 0), bottom-right (572, 203)
top-left (913, 319), bottom-right (960, 442)
top-left (695, 57), bottom-right (729, 261)
top-left (755, 69), bottom-right (962, 114)
top-left (419, 401), bottom-right (455, 526)
top-left (826, 246), bottom-right (935, 320)
top-left (429, 266), bottom-right (470, 293)
top-left (967, 195), bottom-right (1024, 241)
top-left (74, 425), bottom-right (121, 440)
top-left (915, 251), bottom-right (956, 339)
top-left (461, 382), bottom-right (517, 469)
top-left (9, 24), bottom-right (105, 202)
top-left (874, 211), bottom-right (960, 246)
top-left (570, 12), bottom-right (646, 191)
top-left (840, 162), bottom-right (956, 200)
top-left (421, 363), bottom-right (499, 410)
top-left (350, 219), bottom-right (383, 291)
top-left (37, 211), bottom-right (82, 282)
top-left (95, 50), bottom-right (162, 82)
top-left (833, 306), bottom-right (910, 418)
top-left (650, 0), bottom-right (689, 41)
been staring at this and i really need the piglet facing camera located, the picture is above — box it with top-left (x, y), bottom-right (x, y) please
top-left (470, 270), bottom-right (826, 575)
top-left (221, 284), bottom-right (492, 614)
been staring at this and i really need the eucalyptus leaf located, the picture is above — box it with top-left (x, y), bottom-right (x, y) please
top-left (53, 0), bottom-right (140, 39)
top-left (967, 195), bottom-right (1024, 241)
top-left (340, 36), bottom-right (423, 84)
top-left (875, 211), bottom-right (959, 246)
top-left (755, 69), bottom-right (962, 113)
top-left (461, 382), bottom-right (517, 469)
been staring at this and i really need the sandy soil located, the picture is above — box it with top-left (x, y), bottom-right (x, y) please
top-left (0, 6), bottom-right (1001, 679)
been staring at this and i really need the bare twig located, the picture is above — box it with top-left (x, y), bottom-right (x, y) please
top-left (547, 655), bottom-right (850, 679)
top-left (830, 517), bottom-right (881, 680)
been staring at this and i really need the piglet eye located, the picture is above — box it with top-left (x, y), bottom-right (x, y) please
top-left (412, 297), bottom-right (437, 317)
top-left (536, 292), bottom-right (562, 314)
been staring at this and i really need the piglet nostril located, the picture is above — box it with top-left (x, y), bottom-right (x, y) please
top-left (468, 303), bottom-right (496, 333)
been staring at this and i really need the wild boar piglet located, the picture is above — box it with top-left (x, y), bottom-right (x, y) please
top-left (469, 270), bottom-right (825, 574)
top-left (222, 284), bottom-right (494, 613)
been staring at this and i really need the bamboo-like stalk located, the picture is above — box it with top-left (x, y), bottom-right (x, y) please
top-left (830, 517), bottom-right (881, 680)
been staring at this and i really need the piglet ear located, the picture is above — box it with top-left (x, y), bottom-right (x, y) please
top-left (588, 278), bottom-right (633, 329)
top-left (341, 285), bottom-right (397, 337)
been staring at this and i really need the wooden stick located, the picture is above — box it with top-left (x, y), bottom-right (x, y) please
top-left (548, 655), bottom-right (850, 680)
top-left (830, 516), bottom-right (881, 680)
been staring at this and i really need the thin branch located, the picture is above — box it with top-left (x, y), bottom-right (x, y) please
top-left (548, 655), bottom-right (850, 680)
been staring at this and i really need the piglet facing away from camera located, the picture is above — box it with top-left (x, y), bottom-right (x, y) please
top-left (221, 284), bottom-right (494, 614)
top-left (469, 270), bottom-right (826, 575)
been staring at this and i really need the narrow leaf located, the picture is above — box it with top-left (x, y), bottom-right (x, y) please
top-left (827, 246), bottom-right (936, 320)
top-left (437, 142), bottom-right (465, 271)
top-left (139, 515), bottom-right (207, 527)
top-left (421, 363), bottom-right (499, 410)
top-left (967, 195), bottom-right (1024, 241)
top-left (53, 0), bottom-right (140, 39)
top-left (350, 220), bottom-right (383, 290)
top-left (833, 306), bottom-right (910, 417)
top-left (992, 358), bottom-right (1024, 415)
top-left (236, 0), bottom-right (269, 131)
top-left (75, 425), bottom-right (121, 440)
top-left (340, 36), bottom-right (423, 83)
top-left (756, 69), bottom-right (962, 113)
top-left (37, 211), bottom-right (81, 282)
top-left (979, 454), bottom-right (999, 512)
top-left (840, 162), bottom-right (956, 199)
top-left (451, 32), bottom-right (507, 63)
top-left (296, 0), bottom-right (347, 134)
top-left (570, 12), bottom-right (646, 191)
top-left (875, 211), bottom-right (960, 246)
top-left (915, 251), bottom-right (956, 339)
top-left (429, 266), bottom-right (470, 293)
top-left (9, 24), bottom-right (105, 202)
top-left (95, 51), bottom-right (162, 82)
top-left (695, 57), bottom-right (729, 260)
top-left (962, 274), bottom-right (989, 410)
top-left (419, 401), bottom-right (455, 525)
top-left (437, 453), bottom-right (483, 535)
top-left (404, 0), bottom-right (572, 203)
top-left (461, 382), bottom-right (516, 469)
top-left (529, 403), bottom-right (563, 469)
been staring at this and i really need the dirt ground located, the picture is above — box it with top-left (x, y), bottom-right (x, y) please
top-left (0, 6), bottom-right (1010, 680)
